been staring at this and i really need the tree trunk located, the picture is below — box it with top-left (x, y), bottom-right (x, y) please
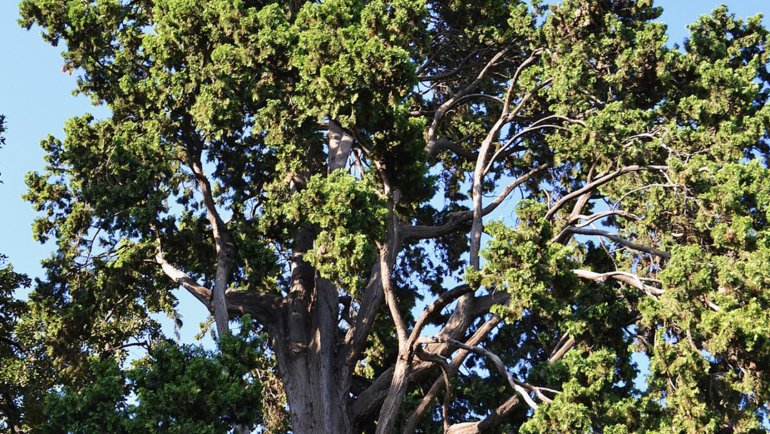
top-left (271, 272), bottom-right (353, 434)
top-left (276, 340), bottom-right (352, 434)
top-left (264, 123), bottom-right (358, 433)
top-left (270, 221), bottom-right (352, 434)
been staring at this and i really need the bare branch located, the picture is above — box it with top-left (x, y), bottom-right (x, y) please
top-left (379, 245), bottom-right (408, 347)
top-left (190, 158), bottom-right (235, 337)
top-left (548, 334), bottom-right (576, 364)
top-left (446, 394), bottom-right (520, 434)
top-left (417, 337), bottom-right (539, 410)
top-left (404, 162), bottom-right (551, 240)
top-left (155, 251), bottom-right (212, 306)
top-left (156, 249), bottom-right (282, 326)
top-left (373, 188), bottom-right (413, 434)
top-left (572, 210), bottom-right (641, 227)
top-left (408, 284), bottom-right (473, 347)
top-left (426, 47), bottom-right (511, 156)
top-left (352, 292), bottom-right (508, 424)
top-left (414, 347), bottom-right (453, 433)
top-left (338, 262), bottom-right (384, 386)
top-left (470, 51), bottom-right (546, 268)
top-left (573, 269), bottom-right (665, 296)
top-left (483, 122), bottom-right (566, 176)
top-left (452, 93), bottom-right (505, 106)
top-left (545, 165), bottom-right (668, 220)
top-left (565, 227), bottom-right (671, 259)
top-left (411, 294), bottom-right (575, 433)
top-left (429, 136), bottom-right (477, 161)
top-left (403, 316), bottom-right (501, 434)
top-left (613, 183), bottom-right (682, 208)
top-left (551, 210), bottom-right (641, 243)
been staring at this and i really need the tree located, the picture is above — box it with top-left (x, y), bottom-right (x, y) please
top-left (8, 0), bottom-right (770, 432)
top-left (0, 117), bottom-right (37, 433)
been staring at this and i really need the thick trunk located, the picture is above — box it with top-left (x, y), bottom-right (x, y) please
top-left (272, 221), bottom-right (352, 434)
top-left (277, 340), bottom-right (352, 434)
top-left (266, 125), bottom-right (359, 433)
top-left (271, 271), bottom-right (352, 433)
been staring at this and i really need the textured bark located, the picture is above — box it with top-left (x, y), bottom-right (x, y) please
top-left (270, 226), bottom-right (352, 434)
top-left (266, 129), bottom-right (358, 434)
top-left (191, 159), bottom-right (235, 337)
top-left (328, 121), bottom-right (354, 172)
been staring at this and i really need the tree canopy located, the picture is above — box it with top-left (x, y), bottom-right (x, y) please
top-left (3, 0), bottom-right (770, 432)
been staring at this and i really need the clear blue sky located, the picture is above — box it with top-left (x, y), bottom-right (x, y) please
top-left (1, 1), bottom-right (769, 345)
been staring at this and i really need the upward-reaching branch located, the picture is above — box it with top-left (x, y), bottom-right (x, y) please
top-left (469, 49), bottom-right (545, 269)
top-left (190, 157), bottom-right (235, 337)
top-left (426, 46), bottom-right (511, 156)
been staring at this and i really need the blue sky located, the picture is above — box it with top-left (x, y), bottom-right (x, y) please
top-left (1, 1), bottom-right (769, 345)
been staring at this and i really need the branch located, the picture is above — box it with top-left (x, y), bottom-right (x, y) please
top-left (373, 189), bottom-right (413, 434)
top-left (338, 263), bottom-right (384, 393)
top-left (548, 335), bottom-right (576, 364)
top-left (414, 347), bottom-right (453, 433)
top-left (224, 290), bottom-right (285, 326)
top-left (452, 93), bottom-right (505, 107)
top-left (429, 136), bottom-right (477, 161)
top-left (403, 163), bottom-right (551, 240)
top-left (572, 210), bottom-right (640, 227)
top-left (469, 50), bottom-right (544, 268)
top-left (379, 245), bottom-right (408, 347)
top-left (545, 165), bottom-right (667, 220)
top-left (551, 210), bottom-right (640, 243)
top-left (446, 394), bottom-right (520, 434)
top-left (408, 284), bottom-right (473, 347)
top-left (351, 292), bottom-right (509, 425)
top-left (190, 158), bottom-right (235, 337)
top-left (155, 251), bottom-right (212, 306)
top-left (564, 227), bottom-right (671, 259)
top-left (416, 337), bottom-right (539, 410)
top-left (439, 330), bottom-right (571, 434)
top-left (426, 47), bottom-right (511, 156)
top-left (572, 269), bottom-right (665, 296)
top-left (0, 336), bottom-right (26, 353)
top-left (403, 316), bottom-right (501, 434)
top-left (379, 186), bottom-right (408, 348)
top-left (613, 183), bottom-right (682, 207)
top-left (419, 323), bottom-right (572, 433)
top-left (155, 241), bottom-right (282, 326)
top-left (483, 121), bottom-right (567, 176)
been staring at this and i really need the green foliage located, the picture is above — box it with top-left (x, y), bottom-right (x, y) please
top-left (0, 255), bottom-right (37, 433)
top-left (292, 171), bottom-right (386, 292)
top-left (481, 200), bottom-right (577, 322)
top-left (42, 319), bottom-right (264, 434)
top-left (521, 349), bottom-right (658, 433)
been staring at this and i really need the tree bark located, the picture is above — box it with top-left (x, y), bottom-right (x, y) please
top-left (266, 126), bottom-right (358, 434)
top-left (269, 225), bottom-right (353, 434)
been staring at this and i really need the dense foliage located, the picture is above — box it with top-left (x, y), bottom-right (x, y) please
top-left (2, 0), bottom-right (770, 432)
